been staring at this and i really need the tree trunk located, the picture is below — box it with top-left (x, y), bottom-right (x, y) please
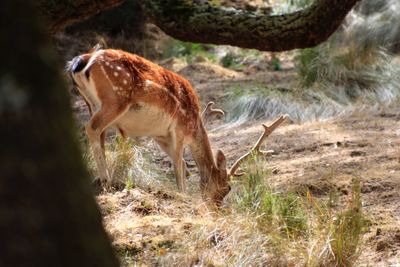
top-left (0, 1), bottom-right (119, 266)
top-left (38, 0), bottom-right (360, 52)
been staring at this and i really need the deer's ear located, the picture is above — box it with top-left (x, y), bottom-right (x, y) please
top-left (216, 150), bottom-right (227, 170)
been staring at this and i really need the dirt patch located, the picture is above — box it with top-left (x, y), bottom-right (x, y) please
top-left (204, 111), bottom-right (400, 265)
top-left (374, 229), bottom-right (400, 253)
top-left (93, 109), bottom-right (400, 266)
top-left (159, 57), bottom-right (187, 73)
top-left (178, 61), bottom-right (242, 82)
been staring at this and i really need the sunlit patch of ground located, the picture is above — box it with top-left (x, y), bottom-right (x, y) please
top-left (96, 108), bottom-right (400, 266)
top-left (78, 57), bottom-right (400, 266)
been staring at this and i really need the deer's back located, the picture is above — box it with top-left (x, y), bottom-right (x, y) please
top-left (69, 49), bottom-right (202, 137)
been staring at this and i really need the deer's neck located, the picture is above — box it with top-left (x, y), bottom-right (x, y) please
top-left (189, 121), bottom-right (217, 191)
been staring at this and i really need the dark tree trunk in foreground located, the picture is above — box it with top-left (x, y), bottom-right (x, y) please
top-left (0, 1), bottom-right (119, 266)
top-left (38, 0), bottom-right (360, 51)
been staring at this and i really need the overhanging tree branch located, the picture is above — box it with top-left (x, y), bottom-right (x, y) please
top-left (39, 0), bottom-right (361, 51)
top-left (37, 0), bottom-right (125, 34)
top-left (140, 0), bottom-right (361, 51)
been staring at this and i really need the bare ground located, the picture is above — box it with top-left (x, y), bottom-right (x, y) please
top-left (216, 111), bottom-right (400, 266)
top-left (82, 61), bottom-right (400, 266)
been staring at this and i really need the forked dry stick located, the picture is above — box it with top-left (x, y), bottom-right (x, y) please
top-left (228, 114), bottom-right (289, 177)
top-left (202, 101), bottom-right (224, 121)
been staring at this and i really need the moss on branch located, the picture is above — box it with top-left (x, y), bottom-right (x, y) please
top-left (38, 0), bottom-right (360, 51)
top-left (140, 0), bottom-right (361, 51)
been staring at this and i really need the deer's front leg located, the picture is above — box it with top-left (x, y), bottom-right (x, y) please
top-left (86, 105), bottom-right (129, 187)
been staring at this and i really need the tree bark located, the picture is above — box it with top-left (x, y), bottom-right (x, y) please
top-left (140, 0), bottom-right (361, 51)
top-left (38, 0), bottom-right (125, 34)
top-left (38, 0), bottom-right (360, 52)
top-left (0, 1), bottom-right (119, 266)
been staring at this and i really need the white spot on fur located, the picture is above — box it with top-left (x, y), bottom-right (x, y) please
top-left (114, 71), bottom-right (119, 77)
top-left (117, 66), bottom-right (122, 70)
top-left (123, 80), bottom-right (127, 84)
top-left (144, 80), bottom-right (154, 90)
top-left (105, 61), bottom-right (110, 66)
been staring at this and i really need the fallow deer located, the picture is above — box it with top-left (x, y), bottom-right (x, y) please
top-left (67, 45), bottom-right (287, 205)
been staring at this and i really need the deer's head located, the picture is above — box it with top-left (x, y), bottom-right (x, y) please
top-left (207, 150), bottom-right (230, 206)
top-left (208, 115), bottom-right (288, 206)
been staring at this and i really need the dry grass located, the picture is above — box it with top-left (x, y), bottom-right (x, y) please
top-left (75, 106), bottom-right (400, 267)
top-left (82, 133), bottom-right (175, 191)
top-left (94, 149), bottom-right (366, 266)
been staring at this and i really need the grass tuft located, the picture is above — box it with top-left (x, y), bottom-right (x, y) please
top-left (227, 156), bottom-right (366, 266)
top-left (82, 133), bottom-right (173, 191)
top-left (329, 178), bottom-right (364, 266)
top-left (296, 41), bottom-right (399, 90)
top-left (107, 134), bottom-right (136, 188)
